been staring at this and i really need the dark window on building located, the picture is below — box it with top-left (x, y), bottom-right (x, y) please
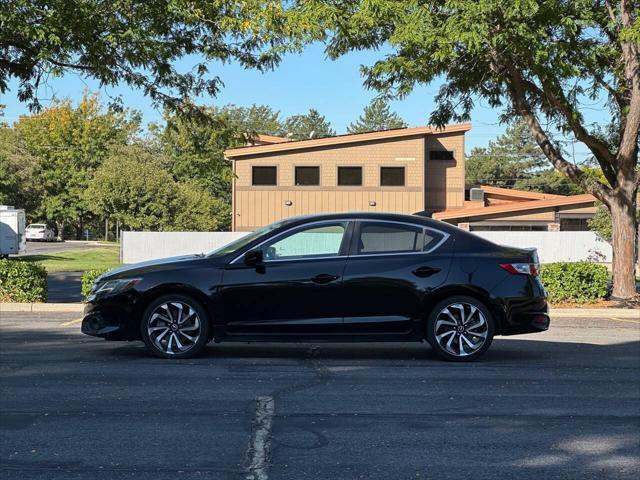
top-left (380, 167), bottom-right (405, 186)
top-left (295, 166), bottom-right (320, 186)
top-left (560, 218), bottom-right (590, 231)
top-left (430, 150), bottom-right (455, 160)
top-left (470, 224), bottom-right (547, 232)
top-left (252, 166), bottom-right (277, 186)
top-left (337, 166), bottom-right (363, 186)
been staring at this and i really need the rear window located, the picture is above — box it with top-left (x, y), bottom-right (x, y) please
top-left (355, 222), bottom-right (446, 255)
top-left (27, 224), bottom-right (46, 229)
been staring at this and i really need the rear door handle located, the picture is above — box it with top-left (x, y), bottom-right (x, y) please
top-left (311, 273), bottom-right (340, 284)
top-left (412, 266), bottom-right (441, 278)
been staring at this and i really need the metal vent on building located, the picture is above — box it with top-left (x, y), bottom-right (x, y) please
top-left (469, 188), bottom-right (485, 202)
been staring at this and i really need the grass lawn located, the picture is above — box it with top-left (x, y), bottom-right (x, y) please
top-left (19, 247), bottom-right (121, 273)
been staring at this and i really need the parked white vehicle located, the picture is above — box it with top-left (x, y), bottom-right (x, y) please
top-left (25, 223), bottom-right (55, 241)
top-left (0, 206), bottom-right (26, 258)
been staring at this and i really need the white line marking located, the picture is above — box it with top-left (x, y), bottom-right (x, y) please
top-left (245, 396), bottom-right (275, 480)
top-left (59, 318), bottom-right (82, 327)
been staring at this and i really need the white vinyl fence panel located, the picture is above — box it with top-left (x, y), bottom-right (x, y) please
top-left (121, 230), bottom-right (612, 264)
top-left (121, 231), bottom-right (248, 264)
top-left (471, 231), bottom-right (612, 263)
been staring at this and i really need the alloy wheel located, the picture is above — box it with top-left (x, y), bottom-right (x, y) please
top-left (433, 302), bottom-right (489, 357)
top-left (147, 302), bottom-right (202, 355)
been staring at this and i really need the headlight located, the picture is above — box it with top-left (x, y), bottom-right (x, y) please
top-left (92, 278), bottom-right (141, 296)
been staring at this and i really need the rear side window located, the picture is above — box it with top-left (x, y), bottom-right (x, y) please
top-left (355, 222), bottom-right (445, 255)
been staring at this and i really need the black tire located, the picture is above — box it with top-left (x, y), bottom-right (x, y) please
top-left (141, 294), bottom-right (211, 359)
top-left (426, 295), bottom-right (495, 362)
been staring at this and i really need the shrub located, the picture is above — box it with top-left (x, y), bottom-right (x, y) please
top-left (81, 268), bottom-right (109, 299)
top-left (540, 262), bottom-right (609, 303)
top-left (0, 259), bottom-right (47, 302)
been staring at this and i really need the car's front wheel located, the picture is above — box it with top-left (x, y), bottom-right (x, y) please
top-left (426, 296), bottom-right (495, 362)
top-left (141, 294), bottom-right (210, 359)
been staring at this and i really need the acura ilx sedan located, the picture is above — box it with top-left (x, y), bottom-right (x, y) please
top-left (82, 213), bottom-right (549, 361)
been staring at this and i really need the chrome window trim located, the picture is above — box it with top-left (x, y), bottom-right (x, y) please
top-left (230, 217), bottom-right (451, 264)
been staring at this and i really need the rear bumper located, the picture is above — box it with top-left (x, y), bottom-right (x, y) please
top-left (491, 274), bottom-right (550, 336)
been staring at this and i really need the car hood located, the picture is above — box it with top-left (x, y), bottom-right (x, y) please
top-left (99, 254), bottom-right (219, 281)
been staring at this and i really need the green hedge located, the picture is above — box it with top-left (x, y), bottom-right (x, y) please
top-left (0, 259), bottom-right (48, 302)
top-left (540, 262), bottom-right (609, 303)
top-left (81, 268), bottom-right (109, 299)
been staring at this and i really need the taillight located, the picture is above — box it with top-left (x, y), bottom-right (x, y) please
top-left (500, 263), bottom-right (539, 276)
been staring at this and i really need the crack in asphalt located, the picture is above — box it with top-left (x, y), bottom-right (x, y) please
top-left (243, 345), bottom-right (332, 480)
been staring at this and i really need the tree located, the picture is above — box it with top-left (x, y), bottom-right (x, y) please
top-left (87, 144), bottom-right (228, 231)
top-left (347, 98), bottom-right (407, 133)
top-left (269, 0), bottom-right (639, 298)
top-left (153, 108), bottom-right (238, 206)
top-left (1, 1), bottom-right (289, 118)
top-left (13, 94), bottom-right (139, 238)
top-left (223, 105), bottom-right (282, 137)
top-left (466, 121), bottom-right (547, 188)
top-left (279, 108), bottom-right (335, 139)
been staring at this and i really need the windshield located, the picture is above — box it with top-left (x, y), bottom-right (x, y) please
top-left (27, 224), bottom-right (46, 229)
top-left (206, 219), bottom-right (291, 257)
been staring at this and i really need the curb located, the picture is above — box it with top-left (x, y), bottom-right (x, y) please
top-left (0, 303), bottom-right (85, 313)
top-left (549, 308), bottom-right (639, 319)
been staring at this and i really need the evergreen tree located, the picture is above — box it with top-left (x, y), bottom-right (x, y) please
top-left (347, 98), bottom-right (407, 133)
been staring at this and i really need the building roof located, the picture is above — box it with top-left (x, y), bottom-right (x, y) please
top-left (225, 123), bottom-right (472, 159)
top-left (479, 185), bottom-right (564, 200)
top-left (433, 193), bottom-right (596, 221)
top-left (254, 134), bottom-right (291, 144)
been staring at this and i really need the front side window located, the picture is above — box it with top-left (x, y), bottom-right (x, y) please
top-left (355, 222), bottom-right (446, 255)
top-left (252, 166), bottom-right (277, 186)
top-left (337, 166), bottom-right (362, 186)
top-left (263, 222), bottom-right (348, 260)
top-left (380, 167), bottom-right (405, 186)
top-left (295, 166), bottom-right (320, 186)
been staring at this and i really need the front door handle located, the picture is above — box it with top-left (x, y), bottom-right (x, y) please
top-left (311, 273), bottom-right (340, 284)
top-left (412, 266), bottom-right (441, 278)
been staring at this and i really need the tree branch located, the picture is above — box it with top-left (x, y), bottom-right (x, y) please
top-left (501, 58), bottom-right (613, 203)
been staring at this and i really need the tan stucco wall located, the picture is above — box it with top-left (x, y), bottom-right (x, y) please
top-left (424, 133), bottom-right (465, 211)
top-left (232, 133), bottom-right (465, 231)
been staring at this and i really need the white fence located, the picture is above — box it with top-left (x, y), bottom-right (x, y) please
top-left (472, 231), bottom-right (612, 263)
top-left (121, 230), bottom-right (612, 264)
top-left (121, 231), bottom-right (248, 264)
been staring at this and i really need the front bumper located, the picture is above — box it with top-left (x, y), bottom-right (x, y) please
top-left (81, 295), bottom-right (141, 341)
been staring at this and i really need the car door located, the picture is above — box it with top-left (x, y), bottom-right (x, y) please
top-left (219, 221), bottom-right (352, 338)
top-left (341, 220), bottom-right (453, 337)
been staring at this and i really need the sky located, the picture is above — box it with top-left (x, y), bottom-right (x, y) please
top-left (1, 43), bottom-right (598, 162)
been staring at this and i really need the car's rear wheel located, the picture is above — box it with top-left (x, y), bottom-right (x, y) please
top-left (141, 294), bottom-right (210, 359)
top-left (426, 296), bottom-right (495, 362)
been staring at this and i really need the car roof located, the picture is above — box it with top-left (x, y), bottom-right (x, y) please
top-left (277, 212), bottom-right (456, 232)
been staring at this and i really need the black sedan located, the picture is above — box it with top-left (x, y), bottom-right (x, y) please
top-left (82, 213), bottom-right (549, 361)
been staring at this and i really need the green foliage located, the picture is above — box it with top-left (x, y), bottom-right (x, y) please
top-left (12, 94), bottom-right (140, 237)
top-left (224, 104), bottom-right (283, 137)
top-left (540, 262), bottom-right (609, 303)
top-left (465, 121), bottom-right (547, 188)
top-left (347, 98), bottom-right (407, 133)
top-left (279, 109), bottom-right (335, 139)
top-left (155, 108), bottom-right (237, 204)
top-left (1, 1), bottom-right (290, 117)
top-left (81, 268), bottom-right (109, 299)
top-left (87, 144), bottom-right (229, 231)
top-left (0, 259), bottom-right (47, 303)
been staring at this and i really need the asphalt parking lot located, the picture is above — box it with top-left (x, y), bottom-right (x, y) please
top-left (0, 313), bottom-right (638, 480)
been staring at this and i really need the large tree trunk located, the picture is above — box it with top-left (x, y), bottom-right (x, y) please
top-left (609, 184), bottom-right (638, 299)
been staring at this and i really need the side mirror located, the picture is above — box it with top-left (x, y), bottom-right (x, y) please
top-left (243, 249), bottom-right (263, 267)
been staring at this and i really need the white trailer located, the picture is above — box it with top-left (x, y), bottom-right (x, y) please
top-left (0, 206), bottom-right (26, 258)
